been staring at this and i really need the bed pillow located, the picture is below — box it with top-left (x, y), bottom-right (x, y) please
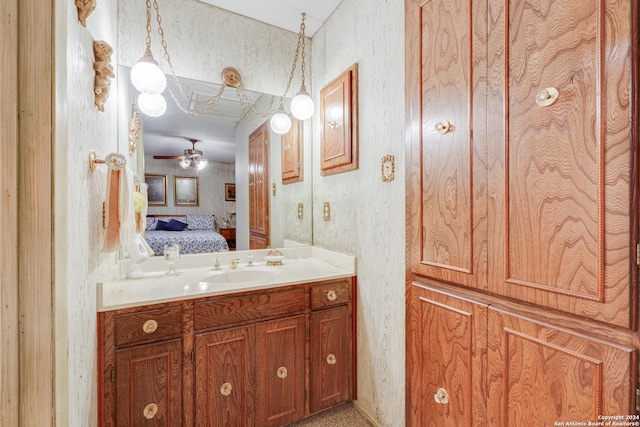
top-left (145, 216), bottom-right (159, 231)
top-left (186, 215), bottom-right (215, 230)
top-left (155, 220), bottom-right (168, 230)
top-left (165, 219), bottom-right (188, 231)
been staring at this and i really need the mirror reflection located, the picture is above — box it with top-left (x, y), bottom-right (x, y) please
top-left (117, 65), bottom-right (313, 255)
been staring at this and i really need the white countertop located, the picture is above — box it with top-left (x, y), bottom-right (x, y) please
top-left (98, 246), bottom-right (356, 312)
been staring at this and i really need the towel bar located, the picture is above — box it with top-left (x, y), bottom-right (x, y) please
top-left (89, 150), bottom-right (126, 172)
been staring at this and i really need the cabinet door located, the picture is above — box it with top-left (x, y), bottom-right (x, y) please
top-left (310, 306), bottom-right (351, 413)
top-left (195, 326), bottom-right (255, 427)
top-left (255, 316), bottom-right (306, 427)
top-left (405, 0), bottom-right (488, 290)
top-left (282, 115), bottom-right (302, 184)
top-left (487, 308), bottom-right (636, 425)
top-left (115, 339), bottom-right (182, 426)
top-left (406, 285), bottom-right (487, 427)
top-left (248, 122), bottom-right (269, 240)
top-left (487, 0), bottom-right (633, 327)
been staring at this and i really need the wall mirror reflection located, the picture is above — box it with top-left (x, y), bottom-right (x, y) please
top-left (117, 65), bottom-right (313, 254)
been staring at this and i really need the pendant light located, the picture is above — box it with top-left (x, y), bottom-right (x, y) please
top-left (130, 0), bottom-right (166, 95)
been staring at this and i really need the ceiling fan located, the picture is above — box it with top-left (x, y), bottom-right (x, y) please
top-left (153, 138), bottom-right (208, 170)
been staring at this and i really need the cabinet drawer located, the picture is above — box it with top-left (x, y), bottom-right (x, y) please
top-left (115, 306), bottom-right (183, 347)
top-left (220, 228), bottom-right (236, 239)
top-left (195, 288), bottom-right (306, 331)
top-left (310, 281), bottom-right (351, 310)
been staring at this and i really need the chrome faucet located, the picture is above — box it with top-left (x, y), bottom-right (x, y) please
top-left (246, 255), bottom-right (254, 267)
top-left (212, 257), bottom-right (221, 271)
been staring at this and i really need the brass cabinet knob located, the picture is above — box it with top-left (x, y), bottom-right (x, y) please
top-left (142, 319), bottom-right (158, 334)
top-left (435, 120), bottom-right (451, 135)
top-left (327, 290), bottom-right (338, 301)
top-left (220, 382), bottom-right (232, 396)
top-left (535, 87), bottom-right (559, 107)
top-left (434, 388), bottom-right (449, 405)
top-left (277, 366), bottom-right (288, 379)
top-left (143, 403), bottom-right (158, 419)
top-left (326, 354), bottom-right (337, 365)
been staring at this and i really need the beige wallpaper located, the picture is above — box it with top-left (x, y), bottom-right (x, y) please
top-left (310, 0), bottom-right (406, 425)
top-left (54, 0), bottom-right (118, 425)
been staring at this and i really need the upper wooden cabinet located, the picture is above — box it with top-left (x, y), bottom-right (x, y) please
top-left (281, 115), bottom-right (302, 184)
top-left (320, 64), bottom-right (359, 176)
top-left (406, 0), bottom-right (637, 328)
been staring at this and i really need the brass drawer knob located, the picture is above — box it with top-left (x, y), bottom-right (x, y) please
top-left (326, 354), bottom-right (337, 365)
top-left (277, 366), bottom-right (288, 379)
top-left (435, 120), bottom-right (451, 135)
top-left (143, 403), bottom-right (158, 419)
top-left (434, 388), bottom-right (449, 405)
top-left (142, 319), bottom-right (158, 334)
top-left (220, 382), bottom-right (232, 396)
top-left (327, 290), bottom-right (338, 301)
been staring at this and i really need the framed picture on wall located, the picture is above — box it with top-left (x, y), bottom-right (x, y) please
top-left (174, 176), bottom-right (199, 206)
top-left (225, 183), bottom-right (236, 201)
top-left (145, 174), bottom-right (167, 206)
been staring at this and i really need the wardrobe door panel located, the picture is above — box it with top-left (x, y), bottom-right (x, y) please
top-left (406, 0), bottom-right (488, 289)
top-left (487, 0), bottom-right (633, 327)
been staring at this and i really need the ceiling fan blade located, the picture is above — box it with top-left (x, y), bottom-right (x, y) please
top-left (153, 155), bottom-right (184, 160)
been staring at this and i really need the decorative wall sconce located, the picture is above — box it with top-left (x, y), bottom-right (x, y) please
top-left (130, 0), bottom-right (313, 134)
top-left (76, 0), bottom-right (96, 27)
top-left (128, 104), bottom-right (142, 156)
top-left (93, 40), bottom-right (114, 112)
top-left (381, 155), bottom-right (395, 182)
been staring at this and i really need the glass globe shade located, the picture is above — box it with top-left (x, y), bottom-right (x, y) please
top-left (270, 111), bottom-right (292, 134)
top-left (290, 90), bottom-right (314, 120)
top-left (197, 159), bottom-right (208, 170)
top-left (137, 93), bottom-right (166, 117)
top-left (130, 58), bottom-right (166, 94)
top-left (180, 158), bottom-right (189, 169)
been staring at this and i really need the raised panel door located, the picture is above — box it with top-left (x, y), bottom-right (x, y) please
top-left (248, 123), bottom-right (269, 238)
top-left (255, 316), bottom-right (306, 427)
top-left (405, 0), bottom-right (488, 289)
top-left (282, 115), bottom-right (302, 184)
top-left (115, 339), bottom-right (182, 426)
top-left (195, 326), bottom-right (255, 427)
top-left (406, 284), bottom-right (487, 427)
top-left (486, 0), bottom-right (634, 327)
top-left (487, 307), bottom-right (636, 425)
top-left (310, 306), bottom-right (351, 413)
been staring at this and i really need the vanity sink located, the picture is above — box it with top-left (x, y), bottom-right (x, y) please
top-left (201, 268), bottom-right (277, 284)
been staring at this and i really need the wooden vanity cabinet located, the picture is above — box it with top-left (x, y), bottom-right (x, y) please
top-left (98, 278), bottom-right (356, 427)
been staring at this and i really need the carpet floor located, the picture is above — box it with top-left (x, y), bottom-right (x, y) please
top-left (285, 403), bottom-right (372, 427)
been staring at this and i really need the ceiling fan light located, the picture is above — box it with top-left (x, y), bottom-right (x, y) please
top-left (290, 88), bottom-right (314, 120)
top-left (270, 111), bottom-right (292, 135)
top-left (130, 48), bottom-right (167, 94)
top-left (138, 93), bottom-right (167, 117)
top-left (179, 158), bottom-right (190, 169)
top-left (197, 159), bottom-right (208, 170)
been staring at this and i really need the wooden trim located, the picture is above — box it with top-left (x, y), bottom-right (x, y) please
top-left (0, 0), bottom-right (19, 424)
top-left (18, 0), bottom-right (54, 425)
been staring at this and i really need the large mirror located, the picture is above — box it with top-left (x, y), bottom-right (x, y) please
top-left (117, 65), bottom-right (313, 254)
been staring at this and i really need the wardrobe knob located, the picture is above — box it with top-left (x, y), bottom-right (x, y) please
top-left (535, 87), bottom-right (559, 107)
top-left (143, 403), bottom-right (158, 419)
top-left (434, 388), bottom-right (449, 405)
top-left (277, 366), bottom-right (288, 379)
top-left (142, 319), bottom-right (158, 334)
top-left (435, 120), bottom-right (451, 135)
top-left (220, 382), bottom-right (232, 396)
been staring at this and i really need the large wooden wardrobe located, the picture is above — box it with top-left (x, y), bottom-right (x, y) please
top-left (405, 0), bottom-right (639, 425)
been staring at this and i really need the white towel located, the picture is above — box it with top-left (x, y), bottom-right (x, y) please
top-left (103, 167), bottom-right (136, 252)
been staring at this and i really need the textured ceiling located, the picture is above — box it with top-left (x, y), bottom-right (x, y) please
top-left (196, 0), bottom-right (344, 36)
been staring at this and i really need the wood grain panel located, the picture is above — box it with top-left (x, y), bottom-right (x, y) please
top-left (310, 306), bottom-right (351, 413)
top-left (194, 288), bottom-right (306, 331)
top-left (487, 308), bottom-right (636, 425)
top-left (487, 0), bottom-right (633, 326)
top-left (114, 306), bottom-right (183, 347)
top-left (0, 0), bottom-right (19, 423)
top-left (310, 281), bottom-right (351, 310)
top-left (406, 284), bottom-right (487, 427)
top-left (320, 64), bottom-right (358, 176)
top-left (17, 0), bottom-right (54, 425)
top-left (282, 115), bottom-right (302, 184)
top-left (406, 0), bottom-right (488, 289)
top-left (249, 123), bottom-right (270, 240)
top-left (255, 316), bottom-right (306, 426)
top-left (116, 339), bottom-right (183, 426)
top-left (195, 326), bottom-right (255, 426)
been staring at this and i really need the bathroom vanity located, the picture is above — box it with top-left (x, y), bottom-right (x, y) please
top-left (97, 247), bottom-right (357, 426)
